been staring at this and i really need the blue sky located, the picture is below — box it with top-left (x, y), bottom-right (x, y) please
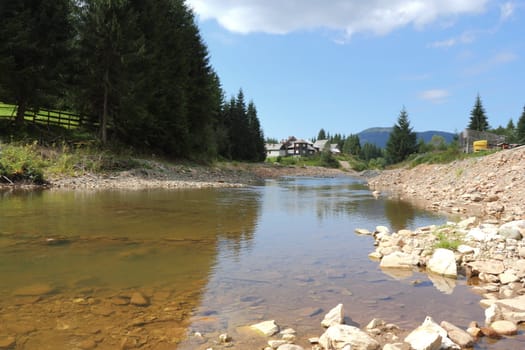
top-left (187, 0), bottom-right (525, 141)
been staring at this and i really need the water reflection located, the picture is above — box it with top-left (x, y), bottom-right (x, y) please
top-left (0, 187), bottom-right (262, 349)
top-left (384, 198), bottom-right (417, 231)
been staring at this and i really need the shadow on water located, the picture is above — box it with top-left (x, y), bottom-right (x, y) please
top-left (0, 187), bottom-right (262, 349)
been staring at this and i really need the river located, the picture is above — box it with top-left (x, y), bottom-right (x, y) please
top-left (0, 176), bottom-right (522, 349)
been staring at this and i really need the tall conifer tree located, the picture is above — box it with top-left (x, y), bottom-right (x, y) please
top-left (386, 107), bottom-right (417, 164)
top-left (468, 94), bottom-right (490, 132)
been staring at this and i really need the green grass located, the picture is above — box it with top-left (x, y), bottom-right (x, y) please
top-left (433, 230), bottom-right (463, 251)
top-left (0, 102), bottom-right (83, 129)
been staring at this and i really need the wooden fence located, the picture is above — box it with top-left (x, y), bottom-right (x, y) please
top-left (0, 103), bottom-right (98, 130)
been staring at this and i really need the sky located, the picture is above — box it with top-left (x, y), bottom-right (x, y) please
top-left (186, 0), bottom-right (525, 141)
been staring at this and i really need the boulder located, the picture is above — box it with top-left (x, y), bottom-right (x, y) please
top-left (380, 252), bottom-right (418, 269)
top-left (498, 220), bottom-right (525, 240)
top-left (404, 317), bottom-right (459, 350)
top-left (427, 249), bottom-right (457, 278)
top-left (319, 324), bottom-right (380, 350)
top-left (251, 320), bottom-right (280, 336)
top-left (490, 320), bottom-right (518, 335)
top-left (321, 303), bottom-right (344, 328)
top-left (440, 321), bottom-right (474, 348)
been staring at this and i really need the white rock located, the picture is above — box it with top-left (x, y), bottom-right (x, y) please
top-left (376, 226), bottom-right (390, 235)
top-left (427, 249), bottom-right (457, 278)
top-left (404, 316), bottom-right (460, 350)
top-left (405, 328), bottom-right (441, 350)
top-left (319, 324), bottom-right (380, 350)
top-left (251, 320), bottom-right (280, 336)
top-left (485, 304), bottom-right (502, 325)
top-left (457, 245), bottom-right (475, 254)
top-left (366, 318), bottom-right (385, 330)
top-left (322, 303), bottom-right (344, 328)
top-left (499, 270), bottom-right (519, 284)
top-left (380, 252), bottom-right (419, 269)
top-left (498, 220), bottom-right (525, 240)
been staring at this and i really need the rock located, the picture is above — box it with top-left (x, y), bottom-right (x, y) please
top-left (219, 333), bottom-right (231, 343)
top-left (498, 220), bottom-right (525, 240)
top-left (490, 320), bottom-right (518, 335)
top-left (321, 303), bottom-right (344, 328)
top-left (380, 252), bottom-right (418, 269)
top-left (366, 318), bottom-right (385, 330)
top-left (368, 252), bottom-right (382, 260)
top-left (457, 245), bottom-right (475, 254)
top-left (457, 217), bottom-right (477, 229)
top-left (468, 260), bottom-right (505, 275)
top-left (404, 328), bottom-right (441, 350)
top-left (130, 292), bottom-right (149, 306)
top-left (13, 283), bottom-right (55, 296)
top-left (319, 324), bottom-right (380, 350)
top-left (251, 320), bottom-right (280, 336)
top-left (499, 270), bottom-right (519, 284)
top-left (0, 336), bottom-right (16, 349)
top-left (268, 340), bottom-right (287, 349)
top-left (440, 321), bottom-right (474, 348)
top-left (276, 345), bottom-right (304, 350)
top-left (376, 226), bottom-right (390, 235)
top-left (466, 327), bottom-right (482, 338)
top-left (480, 327), bottom-right (501, 339)
top-left (485, 304), bottom-right (502, 325)
top-left (427, 249), bottom-right (457, 278)
top-left (404, 316), bottom-right (459, 350)
top-left (355, 228), bottom-right (372, 235)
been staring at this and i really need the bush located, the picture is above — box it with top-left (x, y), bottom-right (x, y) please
top-left (0, 142), bottom-right (46, 184)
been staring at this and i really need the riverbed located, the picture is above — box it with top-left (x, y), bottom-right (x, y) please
top-left (0, 176), bottom-right (521, 349)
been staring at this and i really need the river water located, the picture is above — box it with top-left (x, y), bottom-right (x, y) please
top-left (0, 176), bottom-right (522, 349)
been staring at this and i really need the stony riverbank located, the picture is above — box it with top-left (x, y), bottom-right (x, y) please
top-left (368, 146), bottom-right (525, 222)
top-left (44, 162), bottom-right (350, 190)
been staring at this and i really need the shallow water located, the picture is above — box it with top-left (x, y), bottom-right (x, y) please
top-left (0, 177), bottom-right (523, 349)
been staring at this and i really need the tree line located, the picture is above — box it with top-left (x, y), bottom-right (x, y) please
top-left (315, 94), bottom-right (525, 167)
top-left (0, 0), bottom-right (265, 162)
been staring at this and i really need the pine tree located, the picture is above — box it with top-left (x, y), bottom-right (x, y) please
top-left (0, 0), bottom-right (74, 124)
top-left (516, 106), bottom-right (525, 144)
top-left (506, 118), bottom-right (516, 143)
top-left (317, 128), bottom-right (327, 140)
top-left (386, 107), bottom-right (417, 164)
top-left (468, 94), bottom-right (489, 132)
top-left (343, 134), bottom-right (361, 155)
top-left (247, 101), bottom-right (266, 162)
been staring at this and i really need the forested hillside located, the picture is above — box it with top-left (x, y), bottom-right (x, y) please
top-left (0, 0), bottom-right (265, 162)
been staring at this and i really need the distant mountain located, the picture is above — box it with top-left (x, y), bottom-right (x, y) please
top-left (357, 127), bottom-right (456, 149)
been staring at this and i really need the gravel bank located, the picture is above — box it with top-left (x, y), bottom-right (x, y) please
top-left (368, 146), bottom-right (525, 222)
top-left (45, 162), bottom-right (353, 190)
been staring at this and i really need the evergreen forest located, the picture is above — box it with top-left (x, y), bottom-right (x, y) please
top-left (0, 0), bottom-right (266, 162)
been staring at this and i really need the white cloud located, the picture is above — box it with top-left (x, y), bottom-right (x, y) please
top-left (428, 31), bottom-right (476, 48)
top-left (187, 0), bottom-right (488, 38)
top-left (419, 89), bottom-right (450, 103)
top-left (500, 2), bottom-right (515, 21)
top-left (464, 51), bottom-right (518, 75)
